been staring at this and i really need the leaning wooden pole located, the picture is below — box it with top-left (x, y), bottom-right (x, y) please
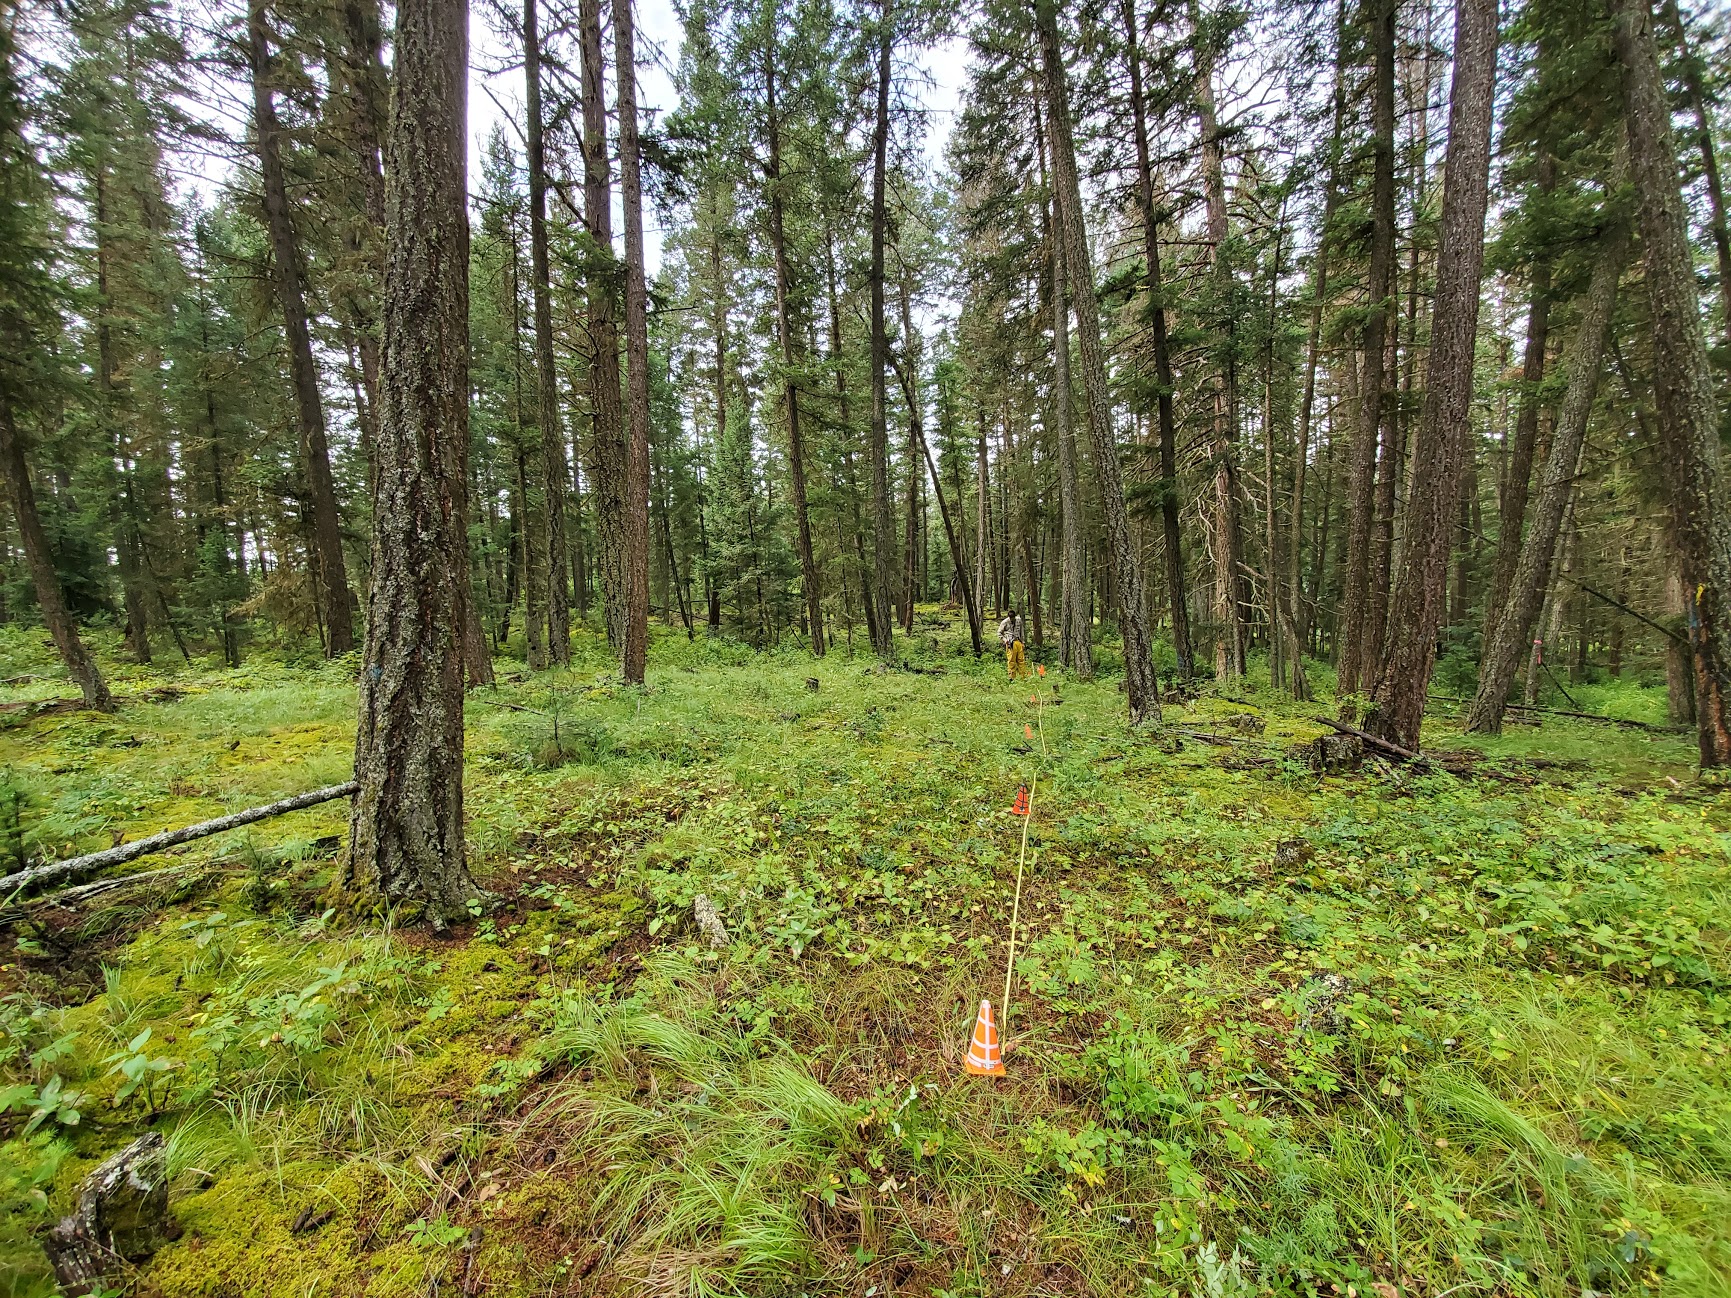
top-left (0, 782), bottom-right (359, 896)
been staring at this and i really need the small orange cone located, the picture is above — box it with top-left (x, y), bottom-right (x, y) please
top-left (1010, 785), bottom-right (1029, 815)
top-left (964, 999), bottom-right (1005, 1076)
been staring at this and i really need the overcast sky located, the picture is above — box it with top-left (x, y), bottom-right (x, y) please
top-left (463, 1), bottom-right (965, 275)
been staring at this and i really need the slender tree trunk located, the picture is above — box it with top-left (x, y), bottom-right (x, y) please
top-left (1616, 0), bottom-right (1731, 765)
top-left (1037, 0), bottom-right (1160, 723)
top-left (1, 408), bottom-right (114, 710)
top-left (1464, 233), bottom-right (1627, 731)
top-left (580, 0), bottom-right (626, 657)
top-left (247, 0), bottom-right (353, 655)
top-left (823, 224), bottom-right (879, 648)
top-left (1661, 0), bottom-right (1731, 359)
top-left (1365, 0), bottom-right (1497, 749)
top-left (865, 0), bottom-right (896, 657)
top-left (975, 412), bottom-right (991, 621)
top-left (763, 38), bottom-right (823, 656)
top-left (1292, 0), bottom-right (1349, 658)
top-left (524, 0), bottom-right (571, 664)
top-left (1336, 0), bottom-right (1396, 703)
top-left (613, 0), bottom-right (651, 682)
top-left (1483, 156), bottom-right (1555, 652)
top-left (1041, 121), bottom-right (1092, 677)
top-left (346, 0), bottom-right (479, 925)
top-left (1122, 0), bottom-right (1188, 679)
top-left (1191, 3), bottom-right (1247, 681)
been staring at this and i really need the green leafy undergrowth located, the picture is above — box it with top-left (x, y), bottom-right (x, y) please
top-left (0, 620), bottom-right (1725, 1296)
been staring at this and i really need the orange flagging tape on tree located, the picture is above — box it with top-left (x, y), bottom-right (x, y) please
top-left (964, 999), bottom-right (1005, 1076)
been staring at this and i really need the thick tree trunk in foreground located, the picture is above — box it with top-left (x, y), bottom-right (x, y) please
top-left (581, 0), bottom-right (627, 656)
top-left (1616, 0), bottom-right (1731, 766)
top-left (248, 0), bottom-right (353, 656)
top-left (524, 0), bottom-right (570, 664)
top-left (865, 0), bottom-right (896, 657)
top-left (346, 0), bottom-right (480, 926)
top-left (1337, 0), bottom-right (1397, 704)
top-left (614, 0), bottom-right (651, 682)
top-left (1467, 222), bottom-right (1626, 733)
top-left (1364, 0), bottom-right (1497, 750)
top-left (1124, 0), bottom-right (1191, 680)
top-left (1, 408), bottom-right (114, 712)
top-left (1037, 0), bottom-right (1160, 723)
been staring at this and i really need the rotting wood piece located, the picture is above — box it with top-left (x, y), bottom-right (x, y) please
top-left (42, 1133), bottom-right (179, 1295)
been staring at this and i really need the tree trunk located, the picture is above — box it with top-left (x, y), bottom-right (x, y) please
top-left (614, 0), bottom-right (651, 683)
top-left (1466, 225), bottom-right (1625, 732)
top-left (248, 0), bottom-right (353, 656)
top-left (1191, 0), bottom-right (1246, 681)
top-left (1042, 124), bottom-right (1092, 678)
top-left (0, 407), bottom-right (114, 711)
top-left (1122, 0), bottom-right (1187, 679)
top-left (346, 0), bottom-right (479, 926)
top-left (1661, 0), bottom-right (1731, 361)
top-left (1292, 0), bottom-right (1349, 658)
top-left (865, 0), bottom-right (896, 657)
top-left (764, 33), bottom-right (823, 656)
top-left (1336, 0), bottom-right (1396, 703)
top-left (1037, 0), bottom-right (1160, 723)
top-left (524, 0), bottom-right (571, 664)
top-left (1364, 0), bottom-right (1496, 750)
top-left (1616, 0), bottom-right (1731, 765)
top-left (581, 0), bottom-right (627, 656)
top-left (1483, 155), bottom-right (1555, 652)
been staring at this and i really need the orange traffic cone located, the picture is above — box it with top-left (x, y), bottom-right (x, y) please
top-left (964, 999), bottom-right (1005, 1076)
top-left (1010, 785), bottom-right (1029, 816)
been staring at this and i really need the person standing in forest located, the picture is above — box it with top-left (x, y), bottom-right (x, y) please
top-left (999, 608), bottom-right (1026, 679)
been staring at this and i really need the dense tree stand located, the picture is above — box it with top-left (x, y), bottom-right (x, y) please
top-left (345, 0), bottom-right (480, 925)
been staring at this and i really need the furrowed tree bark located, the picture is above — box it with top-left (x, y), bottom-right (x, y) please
top-left (581, 0), bottom-right (627, 656)
top-left (614, 0), bottom-right (651, 683)
top-left (1037, 0), bottom-right (1160, 723)
top-left (346, 0), bottom-right (480, 926)
top-left (764, 30), bottom-right (824, 657)
top-left (865, 0), bottom-right (896, 657)
top-left (1034, 103), bottom-right (1092, 677)
top-left (1364, 0), bottom-right (1497, 751)
top-left (523, 0), bottom-right (570, 664)
top-left (1616, 0), bottom-right (1731, 766)
top-left (247, 0), bottom-right (353, 656)
top-left (1467, 220), bottom-right (1626, 734)
top-left (1336, 0), bottom-right (1397, 704)
top-left (1123, 0), bottom-right (1190, 680)
top-left (0, 409), bottom-right (114, 712)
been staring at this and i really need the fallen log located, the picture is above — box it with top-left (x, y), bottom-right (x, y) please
top-left (0, 781), bottom-right (358, 898)
top-left (1310, 716), bottom-right (1445, 772)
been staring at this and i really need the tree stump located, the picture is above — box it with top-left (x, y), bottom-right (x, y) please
top-left (1308, 733), bottom-right (1363, 773)
top-left (42, 1132), bottom-right (180, 1295)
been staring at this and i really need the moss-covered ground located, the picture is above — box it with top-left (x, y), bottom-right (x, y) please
top-left (0, 616), bottom-right (1726, 1297)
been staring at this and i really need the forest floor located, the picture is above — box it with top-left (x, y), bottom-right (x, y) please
top-left (0, 614), bottom-right (1726, 1298)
